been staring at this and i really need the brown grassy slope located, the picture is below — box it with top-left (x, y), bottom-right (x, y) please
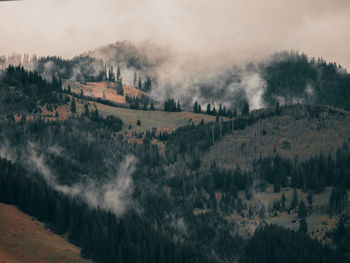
top-left (0, 203), bottom-right (90, 263)
top-left (204, 107), bottom-right (350, 170)
top-left (63, 80), bottom-right (145, 105)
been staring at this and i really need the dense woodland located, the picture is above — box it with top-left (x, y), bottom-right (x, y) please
top-left (0, 66), bottom-right (62, 113)
top-left (261, 51), bottom-right (350, 110)
top-left (0, 158), bottom-right (210, 263)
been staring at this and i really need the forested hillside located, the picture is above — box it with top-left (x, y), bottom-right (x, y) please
top-left (261, 51), bottom-right (350, 110)
top-left (0, 60), bottom-right (349, 263)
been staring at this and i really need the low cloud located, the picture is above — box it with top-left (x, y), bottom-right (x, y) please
top-left (0, 141), bottom-right (137, 216)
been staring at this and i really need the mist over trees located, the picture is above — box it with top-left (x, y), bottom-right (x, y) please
top-left (262, 51), bottom-right (350, 110)
top-left (13, 44), bottom-right (350, 113)
top-left (35, 55), bottom-right (105, 83)
top-left (1, 48), bottom-right (350, 263)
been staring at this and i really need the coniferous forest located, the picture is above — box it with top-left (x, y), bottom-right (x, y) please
top-left (0, 51), bottom-right (350, 263)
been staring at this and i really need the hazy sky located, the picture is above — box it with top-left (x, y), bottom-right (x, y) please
top-left (1, 0), bottom-right (350, 68)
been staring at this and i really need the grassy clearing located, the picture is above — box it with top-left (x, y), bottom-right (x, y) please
top-left (0, 203), bottom-right (90, 263)
top-left (76, 99), bottom-right (216, 133)
top-left (233, 186), bottom-right (348, 241)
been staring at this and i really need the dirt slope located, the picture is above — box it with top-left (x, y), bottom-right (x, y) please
top-left (0, 203), bottom-right (90, 263)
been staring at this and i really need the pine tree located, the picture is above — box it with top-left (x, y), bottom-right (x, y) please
top-left (68, 212), bottom-right (80, 244)
top-left (108, 66), bottom-right (115, 81)
top-left (206, 104), bottom-right (211, 114)
top-left (242, 101), bottom-right (249, 115)
top-left (138, 77), bottom-right (142, 90)
top-left (233, 106), bottom-right (237, 117)
top-left (81, 224), bottom-right (91, 258)
top-left (70, 98), bottom-right (76, 114)
top-left (194, 101), bottom-right (198, 113)
top-left (299, 216), bottom-right (308, 234)
top-left (143, 77), bottom-right (152, 92)
top-left (273, 174), bottom-right (281, 193)
top-left (53, 200), bottom-right (66, 234)
top-left (133, 72), bottom-right (137, 87)
top-left (116, 65), bottom-right (121, 83)
top-left (281, 193), bottom-right (286, 210)
top-left (275, 101), bottom-right (281, 115)
top-left (298, 200), bottom-right (307, 219)
top-left (291, 188), bottom-right (298, 210)
top-left (219, 104), bottom-right (223, 116)
top-left (307, 191), bottom-right (313, 207)
top-left (83, 103), bottom-right (89, 117)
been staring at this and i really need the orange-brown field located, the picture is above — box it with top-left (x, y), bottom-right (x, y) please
top-left (0, 203), bottom-right (90, 263)
top-left (67, 80), bottom-right (145, 105)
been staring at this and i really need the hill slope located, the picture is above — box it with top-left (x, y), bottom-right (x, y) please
top-left (0, 203), bottom-right (90, 263)
top-left (205, 105), bottom-right (350, 170)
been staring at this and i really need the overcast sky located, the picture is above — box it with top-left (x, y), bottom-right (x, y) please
top-left (1, 0), bottom-right (350, 68)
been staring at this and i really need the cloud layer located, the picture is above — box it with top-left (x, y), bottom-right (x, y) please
top-left (0, 0), bottom-right (349, 68)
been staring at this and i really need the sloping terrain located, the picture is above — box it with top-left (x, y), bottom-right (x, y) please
top-left (63, 80), bottom-right (144, 105)
top-left (205, 107), bottom-right (350, 170)
top-left (9, 95), bottom-right (216, 133)
top-left (90, 102), bottom-right (216, 132)
top-left (0, 203), bottom-right (90, 263)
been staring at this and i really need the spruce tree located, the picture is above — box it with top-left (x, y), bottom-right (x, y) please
top-left (70, 98), bottom-right (76, 113)
top-left (242, 101), bottom-right (249, 115)
top-left (138, 77), bottom-right (142, 90)
top-left (233, 106), bottom-right (237, 117)
top-left (177, 100), bottom-right (181, 112)
top-left (133, 72), bottom-right (137, 87)
top-left (206, 104), bottom-right (211, 114)
top-left (291, 188), bottom-right (298, 210)
top-left (298, 200), bottom-right (307, 219)
top-left (281, 193), bottom-right (286, 210)
top-left (299, 216), bottom-right (308, 234)
top-left (53, 200), bottom-right (66, 234)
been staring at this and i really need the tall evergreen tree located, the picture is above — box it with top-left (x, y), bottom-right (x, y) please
top-left (53, 200), bottom-right (67, 234)
top-left (70, 98), bottom-right (76, 113)
top-left (299, 216), bottom-right (308, 234)
top-left (242, 101), bottom-right (249, 115)
top-left (194, 101), bottom-right (198, 113)
top-left (291, 188), bottom-right (298, 210)
top-left (133, 72), bottom-right (137, 87)
top-left (206, 104), bottom-right (211, 114)
top-left (298, 200), bottom-right (307, 219)
top-left (138, 77), bottom-right (142, 90)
